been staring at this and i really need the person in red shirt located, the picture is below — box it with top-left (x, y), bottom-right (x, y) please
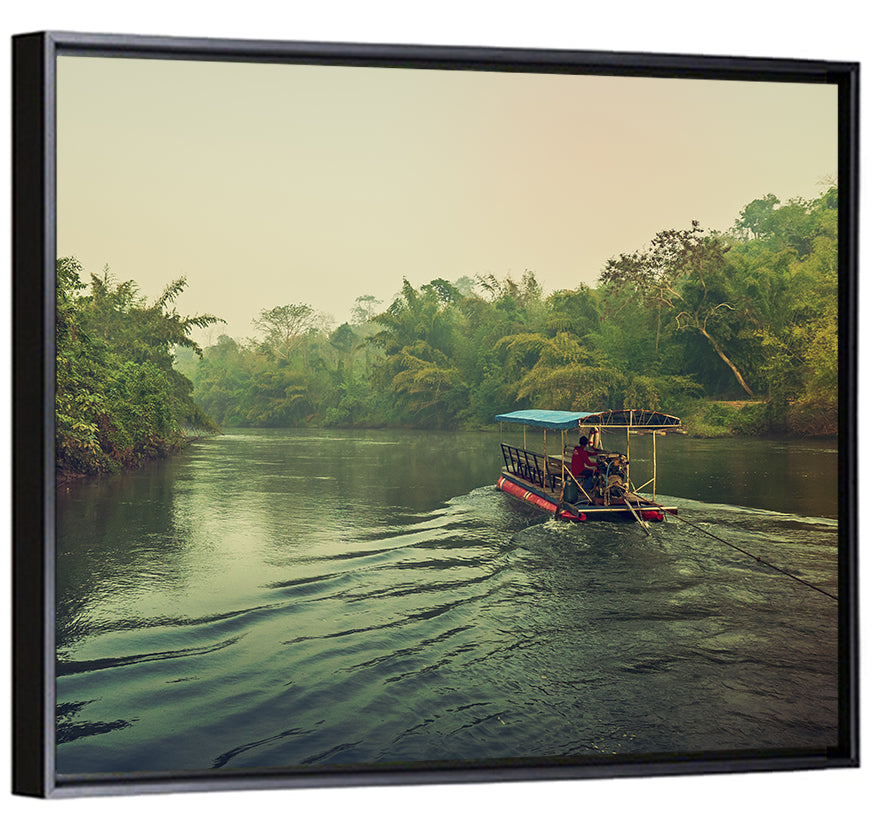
top-left (570, 434), bottom-right (599, 489)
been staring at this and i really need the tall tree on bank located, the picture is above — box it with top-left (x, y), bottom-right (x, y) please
top-left (730, 185), bottom-right (839, 428)
top-left (600, 221), bottom-right (755, 397)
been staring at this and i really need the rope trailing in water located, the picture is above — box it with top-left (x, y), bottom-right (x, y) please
top-left (666, 511), bottom-right (838, 603)
top-left (622, 497), bottom-right (650, 536)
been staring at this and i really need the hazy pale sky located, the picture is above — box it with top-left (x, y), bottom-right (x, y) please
top-left (56, 55), bottom-right (837, 342)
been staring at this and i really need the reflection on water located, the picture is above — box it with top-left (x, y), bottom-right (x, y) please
top-left (55, 429), bottom-right (839, 776)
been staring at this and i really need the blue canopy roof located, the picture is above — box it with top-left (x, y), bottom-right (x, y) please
top-left (495, 409), bottom-right (599, 430)
top-left (495, 409), bottom-right (682, 431)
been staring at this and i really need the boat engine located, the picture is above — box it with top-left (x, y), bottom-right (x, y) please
top-left (595, 452), bottom-right (629, 504)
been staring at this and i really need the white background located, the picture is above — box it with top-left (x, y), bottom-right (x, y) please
top-left (2, 2), bottom-right (866, 827)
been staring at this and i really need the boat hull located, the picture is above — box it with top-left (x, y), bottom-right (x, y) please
top-left (497, 471), bottom-right (676, 522)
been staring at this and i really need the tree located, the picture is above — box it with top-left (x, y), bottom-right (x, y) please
top-left (475, 270), bottom-right (545, 331)
top-left (367, 279), bottom-right (468, 426)
top-left (497, 330), bottom-right (588, 409)
top-left (733, 194), bottom-right (780, 239)
top-left (243, 364), bottom-right (311, 426)
top-left (328, 322), bottom-right (360, 374)
top-left (253, 303), bottom-right (317, 361)
top-left (600, 221), bottom-right (755, 397)
top-left (544, 286), bottom-right (601, 340)
top-left (350, 295), bottom-right (381, 325)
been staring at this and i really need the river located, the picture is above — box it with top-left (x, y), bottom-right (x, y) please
top-left (55, 429), bottom-right (840, 778)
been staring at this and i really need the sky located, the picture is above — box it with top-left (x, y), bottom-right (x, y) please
top-left (56, 55), bottom-right (838, 343)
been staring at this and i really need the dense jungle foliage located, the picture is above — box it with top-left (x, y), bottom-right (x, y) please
top-left (57, 187), bottom-right (839, 476)
top-left (55, 259), bottom-right (221, 476)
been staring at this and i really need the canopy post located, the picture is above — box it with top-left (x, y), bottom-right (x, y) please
top-left (561, 430), bottom-right (566, 487)
top-left (652, 430), bottom-right (657, 500)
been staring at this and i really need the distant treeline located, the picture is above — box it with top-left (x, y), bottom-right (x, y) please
top-left (57, 187), bottom-right (838, 476)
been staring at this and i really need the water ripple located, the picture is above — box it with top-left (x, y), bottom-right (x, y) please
top-left (57, 635), bottom-right (243, 677)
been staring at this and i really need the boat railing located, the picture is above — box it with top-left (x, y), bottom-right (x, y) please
top-left (500, 443), bottom-right (561, 490)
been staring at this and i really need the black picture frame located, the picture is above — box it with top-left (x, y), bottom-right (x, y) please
top-left (12, 30), bottom-right (859, 798)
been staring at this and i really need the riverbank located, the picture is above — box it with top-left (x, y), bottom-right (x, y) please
top-left (680, 399), bottom-right (837, 439)
top-left (56, 434), bottom-right (207, 485)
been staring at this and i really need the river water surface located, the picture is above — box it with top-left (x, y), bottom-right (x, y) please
top-left (55, 429), bottom-right (840, 777)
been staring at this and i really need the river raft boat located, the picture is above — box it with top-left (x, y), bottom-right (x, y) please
top-left (495, 409), bottom-right (683, 523)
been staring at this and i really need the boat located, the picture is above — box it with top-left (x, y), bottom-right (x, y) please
top-left (495, 409), bottom-right (682, 523)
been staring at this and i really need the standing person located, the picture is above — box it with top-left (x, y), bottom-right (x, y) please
top-left (571, 435), bottom-right (599, 490)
